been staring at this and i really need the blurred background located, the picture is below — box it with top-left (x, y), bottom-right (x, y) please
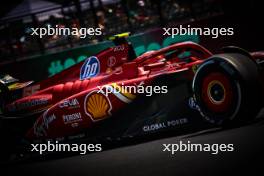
top-left (0, 0), bottom-right (262, 80)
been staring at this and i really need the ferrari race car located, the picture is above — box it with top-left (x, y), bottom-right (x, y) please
top-left (0, 33), bottom-right (264, 159)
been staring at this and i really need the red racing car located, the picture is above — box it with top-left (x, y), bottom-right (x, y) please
top-left (0, 33), bottom-right (264, 160)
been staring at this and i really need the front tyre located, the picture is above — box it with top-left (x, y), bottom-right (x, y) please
top-left (192, 53), bottom-right (262, 125)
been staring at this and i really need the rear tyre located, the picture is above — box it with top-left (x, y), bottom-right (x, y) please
top-left (192, 53), bottom-right (263, 126)
top-left (0, 82), bottom-right (9, 114)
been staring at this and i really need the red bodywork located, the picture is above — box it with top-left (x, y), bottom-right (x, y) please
top-left (4, 42), bottom-right (215, 140)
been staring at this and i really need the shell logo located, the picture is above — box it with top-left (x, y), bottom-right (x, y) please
top-left (84, 91), bottom-right (112, 121)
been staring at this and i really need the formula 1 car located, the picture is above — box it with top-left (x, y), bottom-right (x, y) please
top-left (0, 32), bottom-right (264, 160)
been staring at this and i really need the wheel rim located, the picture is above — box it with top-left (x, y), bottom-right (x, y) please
top-left (207, 80), bottom-right (225, 104)
top-left (201, 72), bottom-right (234, 113)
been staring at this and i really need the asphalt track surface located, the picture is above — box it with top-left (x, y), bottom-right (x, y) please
top-left (2, 114), bottom-right (264, 176)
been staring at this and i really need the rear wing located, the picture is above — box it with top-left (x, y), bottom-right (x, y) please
top-left (0, 74), bottom-right (33, 92)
